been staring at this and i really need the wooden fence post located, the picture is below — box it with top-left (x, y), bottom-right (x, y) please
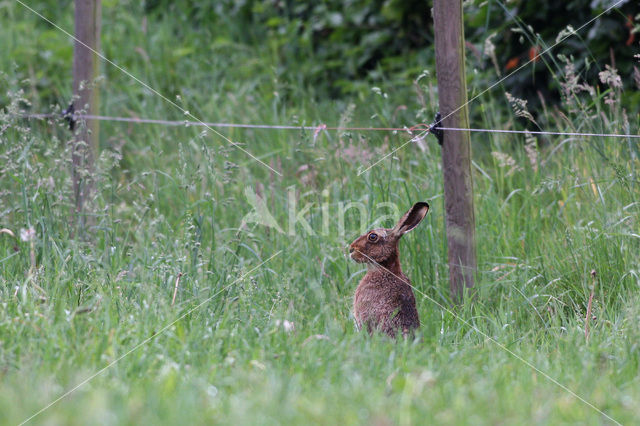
top-left (433, 0), bottom-right (477, 301)
top-left (72, 0), bottom-right (101, 228)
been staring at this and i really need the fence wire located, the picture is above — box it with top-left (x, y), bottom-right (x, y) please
top-left (21, 112), bottom-right (640, 139)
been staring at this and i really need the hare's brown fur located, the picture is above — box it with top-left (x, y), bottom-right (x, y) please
top-left (349, 203), bottom-right (429, 338)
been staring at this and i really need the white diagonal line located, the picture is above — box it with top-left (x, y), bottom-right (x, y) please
top-left (14, 0), bottom-right (281, 176)
top-left (18, 250), bottom-right (282, 425)
top-left (352, 249), bottom-right (621, 425)
top-left (357, 129), bottom-right (429, 176)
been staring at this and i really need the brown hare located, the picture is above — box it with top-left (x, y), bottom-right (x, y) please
top-left (349, 202), bottom-right (429, 338)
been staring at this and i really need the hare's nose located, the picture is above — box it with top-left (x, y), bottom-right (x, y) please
top-left (349, 246), bottom-right (355, 254)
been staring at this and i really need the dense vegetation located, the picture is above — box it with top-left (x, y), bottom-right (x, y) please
top-left (1, 0), bottom-right (639, 424)
top-left (141, 0), bottom-right (640, 104)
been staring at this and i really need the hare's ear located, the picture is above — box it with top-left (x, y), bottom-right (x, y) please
top-left (391, 202), bottom-right (429, 237)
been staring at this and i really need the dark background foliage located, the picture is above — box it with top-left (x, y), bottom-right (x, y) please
top-left (141, 0), bottom-right (639, 103)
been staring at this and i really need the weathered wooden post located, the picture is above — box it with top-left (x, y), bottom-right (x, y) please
top-left (433, 0), bottom-right (477, 301)
top-left (72, 0), bottom-right (101, 227)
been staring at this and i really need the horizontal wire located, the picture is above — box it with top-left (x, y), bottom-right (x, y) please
top-left (439, 126), bottom-right (640, 139)
top-left (22, 113), bottom-right (426, 133)
top-left (20, 113), bottom-right (640, 139)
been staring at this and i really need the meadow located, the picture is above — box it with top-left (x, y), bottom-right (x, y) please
top-left (1, 1), bottom-right (639, 424)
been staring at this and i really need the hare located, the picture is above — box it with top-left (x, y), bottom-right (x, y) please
top-left (349, 202), bottom-right (429, 338)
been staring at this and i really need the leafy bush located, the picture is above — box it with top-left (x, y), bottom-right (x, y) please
top-left (142, 0), bottom-right (640, 105)
top-left (470, 0), bottom-right (640, 110)
top-left (142, 0), bottom-right (433, 97)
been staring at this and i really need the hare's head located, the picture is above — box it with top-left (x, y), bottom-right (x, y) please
top-left (349, 202), bottom-right (429, 266)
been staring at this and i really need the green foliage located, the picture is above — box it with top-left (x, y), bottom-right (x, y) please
top-left (142, 0), bottom-right (433, 97)
top-left (1, 1), bottom-right (640, 425)
top-left (470, 0), bottom-right (640, 111)
top-left (139, 0), bottom-right (640, 105)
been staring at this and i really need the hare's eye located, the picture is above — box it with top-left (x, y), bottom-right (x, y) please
top-left (367, 232), bottom-right (378, 242)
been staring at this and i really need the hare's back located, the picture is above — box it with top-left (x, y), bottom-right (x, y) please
top-left (353, 271), bottom-right (419, 335)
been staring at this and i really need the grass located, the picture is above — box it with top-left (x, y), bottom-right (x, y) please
top-left (1, 1), bottom-right (640, 425)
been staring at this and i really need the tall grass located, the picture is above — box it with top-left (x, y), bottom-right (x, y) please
top-left (1, 1), bottom-right (640, 424)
